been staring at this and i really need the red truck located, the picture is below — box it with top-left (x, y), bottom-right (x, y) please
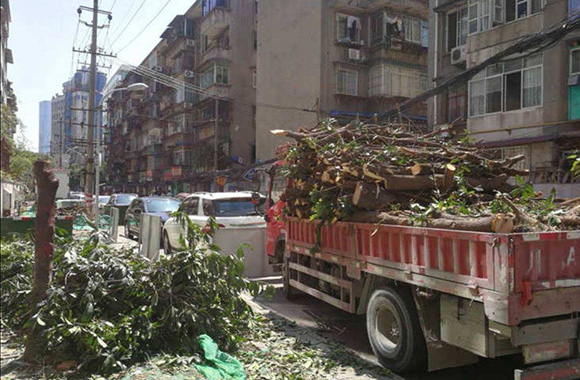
top-left (263, 162), bottom-right (580, 379)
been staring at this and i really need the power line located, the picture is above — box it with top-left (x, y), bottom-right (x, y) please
top-left (106, 0), bottom-right (139, 43)
top-left (70, 18), bottom-right (81, 77)
top-left (109, 0), bottom-right (119, 12)
top-left (116, 0), bottom-right (174, 54)
top-left (120, 60), bottom-right (318, 114)
top-left (109, 0), bottom-right (149, 48)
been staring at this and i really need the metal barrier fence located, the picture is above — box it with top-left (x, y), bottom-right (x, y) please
top-left (139, 214), bottom-right (161, 261)
top-left (108, 208), bottom-right (119, 243)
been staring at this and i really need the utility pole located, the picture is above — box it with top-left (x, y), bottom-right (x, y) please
top-left (85, 0), bottom-right (99, 202)
top-left (75, 3), bottom-right (114, 215)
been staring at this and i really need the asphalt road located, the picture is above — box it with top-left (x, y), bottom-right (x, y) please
top-left (253, 278), bottom-right (520, 380)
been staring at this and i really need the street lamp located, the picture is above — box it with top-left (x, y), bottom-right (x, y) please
top-left (93, 82), bottom-right (149, 217)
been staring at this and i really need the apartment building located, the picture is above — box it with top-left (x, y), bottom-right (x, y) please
top-left (256, 0), bottom-right (429, 160)
top-left (1, 0), bottom-right (14, 174)
top-left (38, 101), bottom-right (52, 154)
top-left (0, 0), bottom-right (13, 107)
top-left (50, 69), bottom-right (107, 168)
top-left (50, 94), bottom-right (66, 167)
top-left (428, 0), bottom-right (580, 197)
top-left (107, 0), bottom-right (257, 194)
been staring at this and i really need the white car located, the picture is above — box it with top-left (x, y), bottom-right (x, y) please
top-left (162, 192), bottom-right (271, 277)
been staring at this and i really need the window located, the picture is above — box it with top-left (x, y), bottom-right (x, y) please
top-left (216, 64), bottom-right (228, 84)
top-left (202, 0), bottom-right (228, 17)
top-left (183, 197), bottom-right (199, 215)
top-left (371, 12), bottom-right (384, 45)
top-left (570, 47), bottom-right (580, 75)
top-left (184, 19), bottom-right (195, 38)
top-left (447, 86), bottom-right (468, 122)
top-left (468, 0), bottom-right (491, 34)
top-left (571, 0), bottom-right (580, 15)
top-left (420, 74), bottom-right (429, 92)
top-left (496, 146), bottom-right (530, 171)
top-left (337, 14), bottom-right (361, 43)
top-left (175, 87), bottom-right (185, 103)
top-left (505, 0), bottom-right (542, 21)
top-left (200, 64), bottom-right (229, 88)
top-left (336, 69), bottom-right (358, 95)
top-left (469, 54), bottom-right (542, 116)
top-left (448, 8), bottom-right (468, 50)
top-left (370, 64), bottom-right (426, 98)
top-left (403, 16), bottom-right (421, 44)
top-left (252, 69), bottom-right (257, 88)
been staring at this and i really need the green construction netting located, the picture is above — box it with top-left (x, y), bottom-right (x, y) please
top-left (194, 335), bottom-right (246, 380)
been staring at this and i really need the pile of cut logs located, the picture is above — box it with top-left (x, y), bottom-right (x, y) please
top-left (272, 120), bottom-right (579, 233)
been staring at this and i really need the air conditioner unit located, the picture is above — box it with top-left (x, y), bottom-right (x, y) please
top-left (186, 39), bottom-right (195, 47)
top-left (153, 65), bottom-right (164, 72)
top-left (450, 46), bottom-right (467, 65)
top-left (184, 70), bottom-right (195, 78)
top-left (348, 48), bottom-right (361, 60)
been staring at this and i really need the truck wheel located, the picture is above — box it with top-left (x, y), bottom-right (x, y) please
top-left (283, 254), bottom-right (297, 300)
top-left (366, 287), bottom-right (427, 373)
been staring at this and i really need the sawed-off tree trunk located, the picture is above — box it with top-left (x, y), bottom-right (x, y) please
top-left (22, 160), bottom-right (59, 362)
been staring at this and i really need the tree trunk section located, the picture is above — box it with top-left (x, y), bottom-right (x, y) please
top-left (352, 182), bottom-right (403, 211)
top-left (22, 160), bottom-right (59, 362)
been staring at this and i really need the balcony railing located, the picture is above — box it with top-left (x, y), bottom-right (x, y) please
top-left (200, 44), bottom-right (231, 66)
top-left (201, 3), bottom-right (231, 38)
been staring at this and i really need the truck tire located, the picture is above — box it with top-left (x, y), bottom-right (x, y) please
top-left (366, 287), bottom-right (427, 373)
top-left (283, 254), bottom-right (297, 300)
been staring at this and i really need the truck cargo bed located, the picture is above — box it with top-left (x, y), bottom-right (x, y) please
top-left (285, 218), bottom-right (580, 326)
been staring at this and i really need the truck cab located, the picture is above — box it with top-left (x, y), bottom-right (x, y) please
top-left (263, 160), bottom-right (287, 272)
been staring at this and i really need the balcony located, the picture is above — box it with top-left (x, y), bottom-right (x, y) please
top-left (197, 85), bottom-right (229, 102)
top-left (201, 5), bottom-right (231, 38)
top-left (200, 44), bottom-right (231, 66)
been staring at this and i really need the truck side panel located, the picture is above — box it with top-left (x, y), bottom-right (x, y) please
top-left (285, 218), bottom-right (580, 326)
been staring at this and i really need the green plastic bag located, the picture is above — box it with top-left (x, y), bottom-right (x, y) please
top-left (194, 335), bottom-right (246, 380)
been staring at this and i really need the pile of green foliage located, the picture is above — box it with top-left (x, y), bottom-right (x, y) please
top-left (1, 225), bottom-right (267, 374)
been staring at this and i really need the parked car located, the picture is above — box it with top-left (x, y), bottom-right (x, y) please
top-left (104, 193), bottom-right (138, 225)
top-left (98, 195), bottom-right (111, 209)
top-left (125, 197), bottom-right (181, 240)
top-left (162, 192), bottom-right (270, 277)
top-left (56, 199), bottom-right (85, 210)
top-left (69, 191), bottom-right (85, 200)
top-left (175, 193), bottom-right (191, 201)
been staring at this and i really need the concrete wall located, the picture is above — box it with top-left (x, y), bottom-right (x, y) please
top-left (229, 0), bottom-right (257, 165)
top-left (256, 0), bottom-right (322, 160)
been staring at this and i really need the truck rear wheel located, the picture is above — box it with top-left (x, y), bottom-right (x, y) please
top-left (283, 254), bottom-right (297, 300)
top-left (366, 287), bottom-right (427, 373)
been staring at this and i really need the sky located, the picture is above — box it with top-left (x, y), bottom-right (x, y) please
top-left (9, 0), bottom-right (196, 152)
